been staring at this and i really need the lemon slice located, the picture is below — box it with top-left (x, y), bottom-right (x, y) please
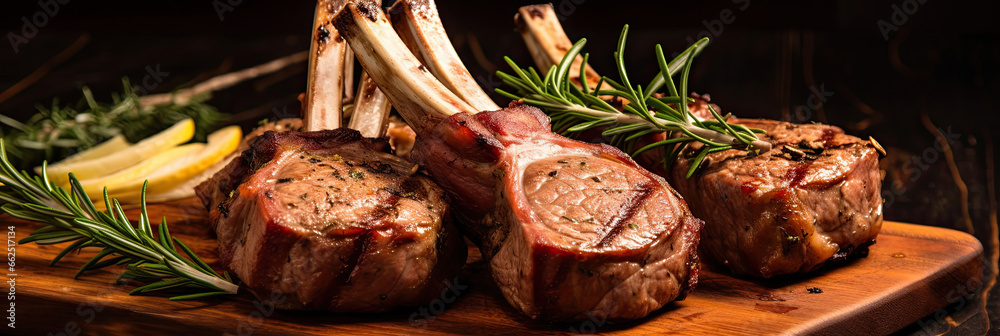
top-left (106, 125), bottom-right (242, 197)
top-left (56, 135), bottom-right (130, 165)
top-left (114, 152), bottom-right (238, 203)
top-left (78, 143), bottom-right (205, 196)
top-left (41, 119), bottom-right (195, 185)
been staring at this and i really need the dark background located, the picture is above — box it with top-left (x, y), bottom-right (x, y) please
top-left (0, 0), bottom-right (997, 334)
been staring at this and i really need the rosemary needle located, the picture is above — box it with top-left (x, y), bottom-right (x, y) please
top-left (0, 139), bottom-right (237, 300)
top-left (497, 25), bottom-right (771, 177)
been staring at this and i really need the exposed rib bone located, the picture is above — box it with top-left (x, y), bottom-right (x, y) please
top-left (333, 1), bottom-right (476, 132)
top-left (343, 45), bottom-right (356, 103)
top-left (514, 4), bottom-right (608, 92)
top-left (388, 0), bottom-right (499, 112)
top-left (303, 0), bottom-right (348, 131)
top-left (346, 71), bottom-right (392, 137)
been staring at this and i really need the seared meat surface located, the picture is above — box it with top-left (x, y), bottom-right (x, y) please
top-left (333, 1), bottom-right (702, 321)
top-left (411, 104), bottom-right (702, 321)
top-left (671, 118), bottom-right (883, 278)
top-left (509, 5), bottom-right (883, 279)
top-left (195, 129), bottom-right (465, 311)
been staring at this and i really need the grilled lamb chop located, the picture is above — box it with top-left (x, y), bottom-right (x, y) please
top-left (515, 4), bottom-right (883, 278)
top-left (334, 0), bottom-right (702, 321)
top-left (670, 117), bottom-right (882, 278)
top-left (195, 130), bottom-right (464, 311)
top-left (194, 0), bottom-right (465, 311)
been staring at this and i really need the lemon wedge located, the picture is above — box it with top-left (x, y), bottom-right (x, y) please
top-left (115, 152), bottom-right (238, 203)
top-left (78, 143), bottom-right (205, 196)
top-left (41, 119), bottom-right (195, 185)
top-left (106, 125), bottom-right (242, 199)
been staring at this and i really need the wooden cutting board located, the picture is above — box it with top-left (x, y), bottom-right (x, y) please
top-left (6, 198), bottom-right (983, 335)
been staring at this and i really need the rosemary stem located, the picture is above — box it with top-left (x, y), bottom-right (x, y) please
top-left (611, 113), bottom-right (769, 151)
top-left (170, 261), bottom-right (238, 294)
top-left (497, 26), bottom-right (771, 174)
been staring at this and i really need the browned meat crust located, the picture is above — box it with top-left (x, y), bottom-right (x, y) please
top-left (196, 128), bottom-right (465, 311)
top-left (671, 118), bottom-right (883, 278)
top-left (411, 103), bottom-right (702, 321)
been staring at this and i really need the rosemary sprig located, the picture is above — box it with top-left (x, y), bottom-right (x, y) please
top-left (497, 25), bottom-right (771, 177)
top-left (0, 139), bottom-right (237, 300)
top-left (0, 78), bottom-right (227, 170)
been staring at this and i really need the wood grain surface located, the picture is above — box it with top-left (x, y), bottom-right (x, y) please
top-left (5, 198), bottom-right (984, 335)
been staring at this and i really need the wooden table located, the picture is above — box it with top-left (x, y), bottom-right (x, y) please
top-left (7, 198), bottom-right (984, 335)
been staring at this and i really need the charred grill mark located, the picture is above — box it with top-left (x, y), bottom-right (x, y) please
top-left (336, 231), bottom-right (374, 285)
top-left (532, 246), bottom-right (566, 311)
top-left (320, 191), bottom-right (406, 306)
top-left (595, 182), bottom-right (654, 248)
top-left (547, 259), bottom-right (573, 297)
top-left (361, 160), bottom-right (396, 174)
